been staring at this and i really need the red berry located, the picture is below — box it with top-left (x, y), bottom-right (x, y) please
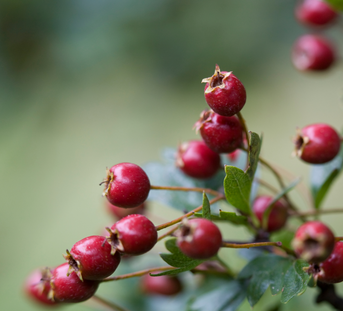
top-left (101, 162), bottom-right (150, 208)
top-left (292, 221), bottom-right (335, 263)
top-left (176, 140), bottom-right (221, 179)
top-left (194, 110), bottom-right (243, 154)
top-left (24, 268), bottom-right (57, 306)
top-left (318, 242), bottom-right (343, 283)
top-left (51, 263), bottom-right (99, 303)
top-left (176, 218), bottom-right (222, 259)
top-left (202, 65), bottom-right (246, 117)
top-left (294, 123), bottom-right (341, 164)
top-left (295, 0), bottom-right (338, 27)
top-left (252, 196), bottom-right (288, 232)
top-left (140, 274), bottom-right (183, 296)
top-left (107, 214), bottom-right (157, 256)
top-left (292, 34), bottom-right (335, 71)
top-left (64, 235), bottom-right (121, 281)
top-left (106, 200), bottom-right (146, 220)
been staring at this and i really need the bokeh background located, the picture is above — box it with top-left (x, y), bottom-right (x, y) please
top-left (1, 0), bottom-right (343, 310)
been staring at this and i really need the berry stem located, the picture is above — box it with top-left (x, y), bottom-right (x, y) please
top-left (101, 266), bottom-right (177, 283)
top-left (157, 226), bottom-right (179, 241)
top-left (236, 112), bottom-right (250, 146)
top-left (150, 185), bottom-right (221, 197)
top-left (222, 241), bottom-right (282, 248)
top-left (155, 194), bottom-right (225, 231)
top-left (92, 295), bottom-right (130, 311)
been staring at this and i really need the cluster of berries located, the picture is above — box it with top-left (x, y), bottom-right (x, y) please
top-left (292, 0), bottom-right (339, 71)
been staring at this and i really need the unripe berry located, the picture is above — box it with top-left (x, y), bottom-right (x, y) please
top-left (140, 274), bottom-right (183, 296)
top-left (292, 221), bottom-right (335, 263)
top-left (202, 65), bottom-right (246, 116)
top-left (176, 140), bottom-right (221, 179)
top-left (292, 34), bottom-right (335, 71)
top-left (294, 123), bottom-right (341, 164)
top-left (101, 162), bottom-right (150, 208)
top-left (252, 196), bottom-right (288, 232)
top-left (194, 110), bottom-right (243, 154)
top-left (318, 242), bottom-right (343, 284)
top-left (176, 218), bottom-right (222, 259)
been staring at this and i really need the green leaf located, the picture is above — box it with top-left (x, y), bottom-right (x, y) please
top-left (202, 192), bottom-right (211, 220)
top-left (246, 132), bottom-right (262, 180)
top-left (325, 0), bottom-right (343, 10)
top-left (217, 211), bottom-right (248, 225)
top-left (224, 166), bottom-right (251, 214)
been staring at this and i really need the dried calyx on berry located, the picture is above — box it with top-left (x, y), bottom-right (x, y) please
top-left (202, 65), bottom-right (246, 117)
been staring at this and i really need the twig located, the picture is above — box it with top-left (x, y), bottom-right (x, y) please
top-left (92, 295), bottom-right (130, 311)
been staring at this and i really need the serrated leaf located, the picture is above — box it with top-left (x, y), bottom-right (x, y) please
top-left (246, 271), bottom-right (270, 306)
top-left (202, 192), bottom-right (211, 220)
top-left (325, 0), bottom-right (343, 10)
top-left (246, 132), bottom-right (262, 180)
top-left (224, 166), bottom-right (251, 214)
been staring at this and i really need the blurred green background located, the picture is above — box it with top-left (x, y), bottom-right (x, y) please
top-left (1, 0), bottom-right (343, 310)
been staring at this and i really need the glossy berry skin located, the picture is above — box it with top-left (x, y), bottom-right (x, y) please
top-left (294, 123), bottom-right (340, 164)
top-left (51, 263), bottom-right (99, 303)
top-left (195, 110), bottom-right (243, 154)
top-left (202, 65), bottom-right (246, 117)
top-left (177, 218), bottom-right (222, 260)
top-left (24, 268), bottom-right (57, 306)
top-left (252, 196), bottom-right (288, 232)
top-left (295, 0), bottom-right (338, 27)
top-left (318, 242), bottom-right (343, 283)
top-left (65, 235), bottom-right (121, 281)
top-left (102, 162), bottom-right (150, 208)
top-left (176, 140), bottom-right (221, 179)
top-left (292, 221), bottom-right (335, 263)
top-left (107, 214), bottom-right (157, 255)
top-left (292, 34), bottom-right (335, 71)
top-left (106, 200), bottom-right (145, 220)
top-left (140, 274), bottom-right (183, 296)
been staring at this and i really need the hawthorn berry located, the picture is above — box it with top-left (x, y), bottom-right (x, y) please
top-left (194, 110), bottom-right (243, 154)
top-left (292, 34), bottom-right (336, 71)
top-left (252, 196), bottom-right (288, 232)
top-left (294, 123), bottom-right (341, 164)
top-left (106, 200), bottom-right (145, 220)
top-left (140, 274), bottom-right (183, 296)
top-left (176, 218), bottom-right (222, 260)
top-left (101, 162), bottom-right (150, 208)
top-left (107, 214), bottom-right (157, 255)
top-left (202, 65), bottom-right (246, 117)
top-left (24, 268), bottom-right (58, 306)
top-left (295, 0), bottom-right (338, 27)
top-left (64, 235), bottom-right (121, 281)
top-left (318, 242), bottom-right (343, 284)
top-left (176, 140), bottom-right (221, 179)
top-left (292, 221), bottom-right (335, 263)
top-left (51, 263), bottom-right (99, 303)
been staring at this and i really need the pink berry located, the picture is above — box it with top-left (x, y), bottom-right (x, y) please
top-left (107, 214), bottom-right (157, 256)
top-left (64, 235), bottom-right (121, 281)
top-left (292, 34), bottom-right (335, 71)
top-left (51, 263), bottom-right (99, 303)
top-left (24, 268), bottom-right (57, 306)
top-left (176, 218), bottom-right (222, 259)
top-left (176, 140), bottom-right (221, 179)
top-left (252, 196), bottom-right (288, 232)
top-left (294, 123), bottom-right (341, 164)
top-left (194, 110), bottom-right (243, 154)
top-left (202, 65), bottom-right (246, 116)
top-left (295, 0), bottom-right (338, 27)
top-left (140, 274), bottom-right (183, 296)
top-left (292, 221), bottom-right (335, 263)
top-left (106, 200), bottom-right (146, 220)
top-left (318, 242), bottom-right (343, 283)
top-left (101, 162), bottom-right (150, 208)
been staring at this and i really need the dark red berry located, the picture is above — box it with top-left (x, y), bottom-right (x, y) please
top-left (64, 235), bottom-right (121, 281)
top-left (140, 274), bottom-right (183, 296)
top-left (194, 110), bottom-right (243, 154)
top-left (24, 268), bottom-right (57, 306)
top-left (106, 200), bottom-right (145, 220)
top-left (292, 221), bottom-right (335, 263)
top-left (202, 65), bottom-right (246, 116)
top-left (295, 0), bottom-right (338, 27)
top-left (292, 34), bottom-right (335, 71)
top-left (107, 214), bottom-right (157, 256)
top-left (318, 242), bottom-right (343, 283)
top-left (176, 218), bottom-right (222, 259)
top-left (252, 196), bottom-right (288, 232)
top-left (51, 263), bottom-right (99, 303)
top-left (176, 140), bottom-right (221, 179)
top-left (294, 123), bottom-right (341, 164)
top-left (101, 162), bottom-right (150, 208)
